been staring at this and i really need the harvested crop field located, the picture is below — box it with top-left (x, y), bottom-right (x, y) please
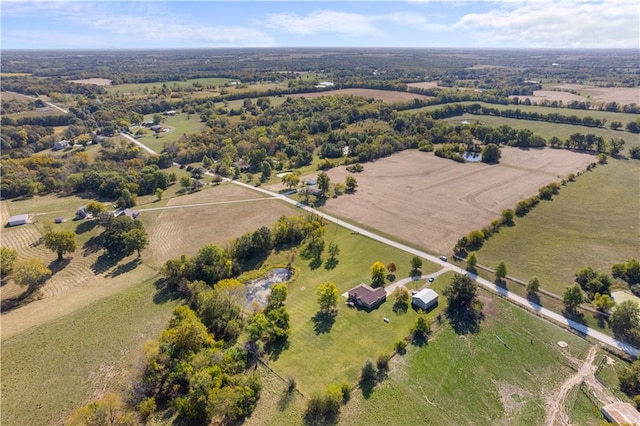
top-left (144, 183), bottom-right (298, 264)
top-left (290, 88), bottom-right (432, 102)
top-left (407, 81), bottom-right (439, 89)
top-left (520, 90), bottom-right (589, 105)
top-left (551, 84), bottom-right (640, 105)
top-left (68, 78), bottom-right (113, 86)
top-left (314, 148), bottom-right (596, 255)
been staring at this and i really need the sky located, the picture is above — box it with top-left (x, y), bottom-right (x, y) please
top-left (1, 0), bottom-right (638, 50)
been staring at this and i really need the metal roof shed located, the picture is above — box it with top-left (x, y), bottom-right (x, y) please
top-left (7, 214), bottom-right (32, 227)
top-left (412, 288), bottom-right (439, 311)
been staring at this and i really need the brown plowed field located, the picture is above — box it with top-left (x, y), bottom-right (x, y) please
top-left (144, 184), bottom-right (297, 265)
top-left (312, 147), bottom-right (596, 255)
top-left (289, 88), bottom-right (432, 102)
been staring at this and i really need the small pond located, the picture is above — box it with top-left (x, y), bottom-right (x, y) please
top-left (463, 152), bottom-right (482, 162)
top-left (245, 268), bottom-right (292, 309)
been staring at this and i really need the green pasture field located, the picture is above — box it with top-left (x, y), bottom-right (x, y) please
top-left (476, 158), bottom-right (640, 295)
top-left (267, 223), bottom-right (450, 395)
top-left (0, 277), bottom-right (181, 426)
top-left (406, 101), bottom-right (640, 125)
top-left (567, 386), bottom-right (605, 426)
top-left (4, 108), bottom-right (66, 120)
top-left (254, 273), bottom-right (597, 425)
top-left (136, 112), bottom-right (208, 153)
top-left (446, 113), bottom-right (639, 151)
top-left (105, 77), bottom-right (233, 95)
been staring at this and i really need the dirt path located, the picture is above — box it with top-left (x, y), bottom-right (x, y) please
top-left (544, 345), bottom-right (614, 426)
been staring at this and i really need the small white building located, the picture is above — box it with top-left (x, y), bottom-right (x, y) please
top-left (412, 288), bottom-right (439, 311)
top-left (53, 140), bottom-right (71, 151)
top-left (7, 214), bottom-right (32, 227)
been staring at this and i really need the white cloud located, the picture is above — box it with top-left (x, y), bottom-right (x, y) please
top-left (455, 0), bottom-right (639, 48)
top-left (265, 10), bottom-right (382, 36)
top-left (2, 1), bottom-right (276, 48)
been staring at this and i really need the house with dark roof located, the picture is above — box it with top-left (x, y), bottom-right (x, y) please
top-left (347, 283), bottom-right (387, 309)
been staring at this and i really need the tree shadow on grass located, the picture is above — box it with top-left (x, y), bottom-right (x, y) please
top-left (106, 257), bottom-right (141, 278)
top-left (312, 310), bottom-right (337, 334)
top-left (324, 257), bottom-right (338, 270)
top-left (278, 389), bottom-right (296, 412)
top-left (82, 234), bottom-right (104, 256)
top-left (562, 309), bottom-right (586, 325)
top-left (594, 312), bottom-right (609, 329)
top-left (446, 304), bottom-right (484, 335)
top-left (153, 279), bottom-right (183, 305)
top-left (91, 251), bottom-right (123, 275)
top-left (1, 286), bottom-right (39, 313)
top-left (75, 219), bottom-right (97, 234)
top-left (526, 293), bottom-right (541, 307)
top-left (47, 258), bottom-right (71, 276)
top-left (267, 338), bottom-right (290, 362)
top-left (392, 300), bottom-right (408, 315)
top-left (309, 257), bottom-right (322, 270)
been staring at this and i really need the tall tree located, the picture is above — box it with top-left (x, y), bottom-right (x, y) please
top-left (282, 173), bottom-right (300, 189)
top-left (466, 252), bottom-right (477, 270)
top-left (0, 247), bottom-right (18, 276)
top-left (345, 175), bottom-right (358, 193)
top-left (371, 261), bottom-right (386, 288)
top-left (593, 293), bottom-right (616, 313)
top-left (410, 256), bottom-right (423, 275)
top-left (481, 143), bottom-right (501, 164)
top-left (122, 227), bottom-right (149, 257)
top-left (13, 258), bottom-right (51, 289)
top-left (44, 230), bottom-right (76, 261)
top-left (316, 281), bottom-right (339, 313)
top-left (443, 273), bottom-right (478, 311)
top-left (526, 277), bottom-right (540, 296)
top-left (562, 285), bottom-right (584, 314)
top-left (316, 172), bottom-right (330, 195)
top-left (268, 283), bottom-right (288, 308)
top-left (610, 300), bottom-right (640, 338)
top-left (495, 261), bottom-right (507, 282)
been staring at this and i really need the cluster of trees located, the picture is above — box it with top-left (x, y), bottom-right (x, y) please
top-left (612, 258), bottom-right (640, 293)
top-left (466, 104), bottom-right (611, 128)
top-left (98, 214), bottom-right (149, 258)
top-left (0, 247), bottom-right (52, 292)
top-left (163, 214), bottom-right (325, 286)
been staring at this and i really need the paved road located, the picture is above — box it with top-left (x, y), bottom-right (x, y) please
top-left (119, 130), bottom-right (639, 358)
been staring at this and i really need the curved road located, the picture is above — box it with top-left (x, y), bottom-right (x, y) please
top-left (117, 128), bottom-right (638, 358)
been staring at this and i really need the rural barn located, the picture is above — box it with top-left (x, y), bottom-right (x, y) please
top-left (347, 283), bottom-right (387, 309)
top-left (412, 288), bottom-right (439, 311)
top-left (7, 214), bottom-right (33, 227)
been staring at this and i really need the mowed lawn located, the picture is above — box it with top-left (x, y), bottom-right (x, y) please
top-left (1, 277), bottom-right (181, 426)
top-left (477, 158), bottom-right (640, 295)
top-left (338, 293), bottom-right (592, 426)
top-left (137, 112), bottom-right (208, 153)
top-left (267, 222), bottom-right (445, 395)
top-left (105, 77), bottom-right (232, 95)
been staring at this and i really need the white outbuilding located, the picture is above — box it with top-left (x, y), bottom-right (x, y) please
top-left (7, 214), bottom-right (33, 227)
top-left (412, 288), bottom-right (439, 311)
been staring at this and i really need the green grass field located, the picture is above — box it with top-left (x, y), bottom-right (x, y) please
top-left (447, 113), bottom-right (639, 151)
top-left (334, 293), bottom-right (591, 426)
top-left (407, 101), bottom-right (640, 125)
top-left (136, 112), bottom-right (208, 153)
top-left (105, 77), bottom-right (233, 95)
top-left (476, 158), bottom-right (640, 295)
top-left (266, 222), bottom-right (442, 394)
top-left (1, 277), bottom-right (181, 426)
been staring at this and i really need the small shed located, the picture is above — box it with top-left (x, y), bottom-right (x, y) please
top-left (7, 214), bottom-right (32, 227)
top-left (76, 207), bottom-right (88, 219)
top-left (412, 288), bottom-right (439, 311)
top-left (53, 140), bottom-right (71, 151)
top-left (150, 125), bottom-right (162, 132)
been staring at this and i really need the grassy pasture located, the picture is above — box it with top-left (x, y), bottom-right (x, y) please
top-left (136, 112), bottom-right (208, 153)
top-left (0, 277), bottom-right (181, 426)
top-left (105, 77), bottom-right (232, 95)
top-left (476, 158), bottom-right (640, 295)
top-left (447, 113), bottom-right (639, 151)
top-left (337, 293), bottom-right (591, 426)
top-left (267, 223), bottom-right (446, 394)
top-left (406, 101), bottom-right (640, 125)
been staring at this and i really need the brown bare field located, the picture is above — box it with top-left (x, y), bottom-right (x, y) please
top-left (519, 90), bottom-right (589, 105)
top-left (551, 84), bottom-right (640, 105)
top-left (1, 91), bottom-right (35, 101)
top-left (313, 148), bottom-right (596, 255)
top-left (143, 183), bottom-right (297, 265)
top-left (407, 81), bottom-right (439, 89)
top-left (68, 78), bottom-right (113, 86)
top-left (290, 88), bottom-right (432, 102)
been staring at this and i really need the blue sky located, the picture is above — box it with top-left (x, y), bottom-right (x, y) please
top-left (1, 1), bottom-right (638, 50)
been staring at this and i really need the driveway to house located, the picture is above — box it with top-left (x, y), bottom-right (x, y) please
top-left (384, 268), bottom-right (450, 296)
top-left (120, 132), bottom-right (158, 155)
top-left (122, 136), bottom-right (639, 359)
